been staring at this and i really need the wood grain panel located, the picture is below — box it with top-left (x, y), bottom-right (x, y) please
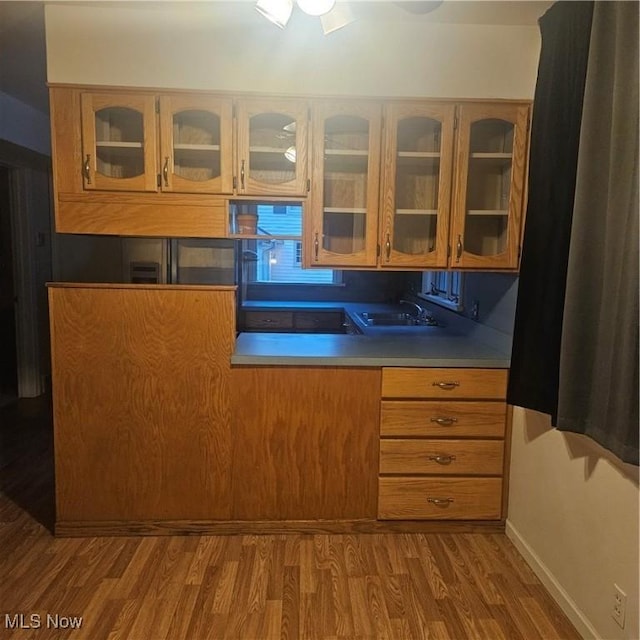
top-left (378, 477), bottom-right (503, 520)
top-left (55, 196), bottom-right (227, 237)
top-left (50, 86), bottom-right (83, 197)
top-left (230, 366), bottom-right (380, 520)
top-left (381, 367), bottom-right (508, 399)
top-left (379, 439), bottom-right (504, 476)
top-left (380, 400), bottom-right (507, 438)
top-left (48, 285), bottom-right (235, 522)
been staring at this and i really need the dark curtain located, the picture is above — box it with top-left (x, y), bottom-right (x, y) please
top-left (507, 1), bottom-right (594, 419)
top-left (508, 0), bottom-right (639, 465)
top-left (556, 2), bottom-right (639, 465)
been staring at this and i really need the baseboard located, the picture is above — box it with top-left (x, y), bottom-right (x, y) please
top-left (505, 519), bottom-right (597, 640)
top-left (55, 518), bottom-right (506, 538)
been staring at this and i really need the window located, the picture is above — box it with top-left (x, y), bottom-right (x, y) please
top-left (238, 203), bottom-right (341, 285)
top-left (419, 270), bottom-right (464, 311)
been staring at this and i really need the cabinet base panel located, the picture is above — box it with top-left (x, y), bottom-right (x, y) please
top-left (55, 518), bottom-right (506, 537)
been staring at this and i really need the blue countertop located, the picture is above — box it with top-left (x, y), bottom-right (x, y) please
top-left (233, 301), bottom-right (511, 368)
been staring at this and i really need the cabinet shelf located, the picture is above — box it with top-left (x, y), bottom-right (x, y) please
top-left (324, 207), bottom-right (367, 214)
top-left (174, 143), bottom-right (221, 151)
top-left (395, 208), bottom-right (438, 216)
top-left (96, 141), bottom-right (143, 149)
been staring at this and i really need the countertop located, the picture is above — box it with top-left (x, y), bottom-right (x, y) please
top-left (233, 301), bottom-right (511, 368)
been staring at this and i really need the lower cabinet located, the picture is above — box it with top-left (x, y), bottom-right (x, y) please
top-left (229, 366), bottom-right (380, 521)
top-left (377, 367), bottom-right (510, 521)
top-left (48, 284), bottom-right (236, 530)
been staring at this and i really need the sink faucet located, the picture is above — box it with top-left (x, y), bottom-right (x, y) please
top-left (399, 299), bottom-right (436, 325)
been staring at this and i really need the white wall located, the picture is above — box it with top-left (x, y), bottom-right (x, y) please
top-left (44, 2), bottom-right (540, 99)
top-left (507, 408), bottom-right (640, 640)
top-left (0, 91), bottom-right (50, 156)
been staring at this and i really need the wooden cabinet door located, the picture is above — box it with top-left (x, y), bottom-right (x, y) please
top-left (380, 101), bottom-right (455, 268)
top-left (158, 94), bottom-right (233, 194)
top-left (230, 366), bottom-right (380, 520)
top-left (80, 92), bottom-right (158, 192)
top-left (450, 102), bottom-right (530, 269)
top-left (49, 285), bottom-right (235, 524)
top-left (235, 98), bottom-right (309, 196)
top-left (308, 100), bottom-right (382, 267)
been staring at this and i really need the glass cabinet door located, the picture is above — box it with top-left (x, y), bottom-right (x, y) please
top-left (159, 95), bottom-right (233, 194)
top-left (235, 99), bottom-right (309, 196)
top-left (451, 103), bottom-right (530, 269)
top-left (80, 93), bottom-right (158, 192)
top-left (309, 101), bottom-right (382, 267)
top-left (380, 102), bottom-right (455, 268)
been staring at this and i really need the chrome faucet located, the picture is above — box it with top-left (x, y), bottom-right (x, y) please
top-left (399, 299), bottom-right (437, 325)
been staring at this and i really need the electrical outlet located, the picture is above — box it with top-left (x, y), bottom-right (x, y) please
top-left (471, 300), bottom-right (480, 321)
top-left (612, 584), bottom-right (627, 628)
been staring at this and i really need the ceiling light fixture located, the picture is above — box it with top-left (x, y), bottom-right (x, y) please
top-left (255, 0), bottom-right (293, 28)
top-left (256, 0), bottom-right (352, 33)
top-left (296, 0), bottom-right (336, 17)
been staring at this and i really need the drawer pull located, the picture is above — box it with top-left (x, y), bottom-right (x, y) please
top-left (427, 497), bottom-right (454, 506)
top-left (433, 381), bottom-right (460, 390)
top-left (430, 417), bottom-right (458, 426)
top-left (428, 454), bottom-right (456, 465)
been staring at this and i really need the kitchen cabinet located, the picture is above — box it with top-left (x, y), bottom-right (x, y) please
top-left (48, 284), bottom-right (236, 533)
top-left (240, 308), bottom-right (346, 333)
top-left (51, 87), bottom-right (231, 237)
top-left (308, 100), bottom-right (383, 267)
top-left (235, 97), bottom-right (309, 197)
top-left (450, 102), bottom-right (530, 269)
top-left (230, 366), bottom-right (379, 521)
top-left (80, 91), bottom-right (233, 194)
top-left (307, 99), bottom-right (529, 271)
top-left (379, 102), bottom-right (456, 268)
top-left (377, 367), bottom-right (510, 521)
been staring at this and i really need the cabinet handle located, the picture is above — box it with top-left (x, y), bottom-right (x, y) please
top-left (430, 416), bottom-right (458, 426)
top-left (163, 156), bottom-right (170, 187)
top-left (432, 381), bottom-right (460, 390)
top-left (314, 232), bottom-right (319, 261)
top-left (428, 454), bottom-right (456, 465)
top-left (456, 235), bottom-right (463, 262)
top-left (240, 159), bottom-right (245, 190)
top-left (427, 497), bottom-right (454, 506)
top-left (385, 233), bottom-right (391, 261)
top-left (83, 154), bottom-right (91, 184)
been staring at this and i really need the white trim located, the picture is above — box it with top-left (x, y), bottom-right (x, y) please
top-left (505, 519), bottom-right (598, 640)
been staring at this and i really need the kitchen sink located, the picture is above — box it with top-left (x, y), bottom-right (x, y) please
top-left (356, 312), bottom-right (439, 327)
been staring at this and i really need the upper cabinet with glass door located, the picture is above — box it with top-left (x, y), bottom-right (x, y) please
top-left (380, 102), bottom-right (455, 268)
top-left (81, 92), bottom-right (158, 192)
top-left (309, 101), bottom-right (382, 267)
top-left (235, 98), bottom-right (309, 197)
top-left (450, 102), bottom-right (530, 269)
top-left (158, 95), bottom-right (233, 194)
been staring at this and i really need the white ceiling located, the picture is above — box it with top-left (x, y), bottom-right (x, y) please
top-left (0, 1), bottom-right (553, 114)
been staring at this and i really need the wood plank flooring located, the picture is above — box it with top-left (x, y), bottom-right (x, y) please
top-left (0, 397), bottom-right (582, 640)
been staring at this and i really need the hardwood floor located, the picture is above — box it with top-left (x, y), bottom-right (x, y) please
top-left (0, 397), bottom-right (581, 640)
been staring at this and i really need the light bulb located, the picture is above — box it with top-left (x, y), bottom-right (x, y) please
top-left (296, 0), bottom-right (336, 17)
top-left (284, 146), bottom-right (297, 163)
top-left (255, 0), bottom-right (293, 28)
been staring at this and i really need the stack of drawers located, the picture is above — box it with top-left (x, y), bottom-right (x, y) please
top-left (378, 367), bottom-right (509, 521)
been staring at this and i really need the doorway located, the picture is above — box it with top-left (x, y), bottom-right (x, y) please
top-left (0, 165), bottom-right (18, 405)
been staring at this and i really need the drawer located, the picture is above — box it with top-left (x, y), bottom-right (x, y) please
top-left (379, 439), bottom-right (504, 476)
top-left (378, 477), bottom-right (503, 520)
top-left (380, 400), bottom-right (507, 438)
top-left (381, 368), bottom-right (508, 399)
top-left (294, 311), bottom-right (343, 331)
top-left (243, 311), bottom-right (294, 330)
